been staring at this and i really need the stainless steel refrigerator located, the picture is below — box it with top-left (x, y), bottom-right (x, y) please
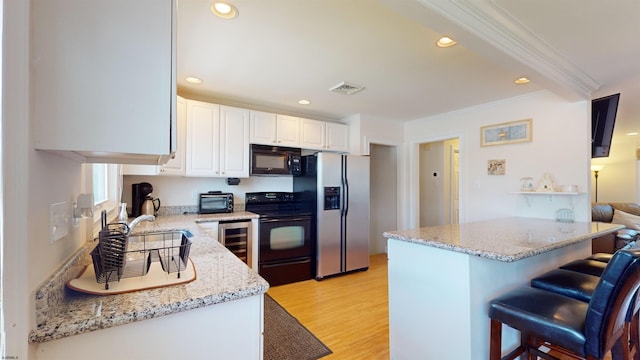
top-left (294, 152), bottom-right (370, 279)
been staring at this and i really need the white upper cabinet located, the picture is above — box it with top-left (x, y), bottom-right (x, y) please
top-left (300, 119), bottom-right (349, 152)
top-left (31, 0), bottom-right (176, 164)
top-left (186, 100), bottom-right (249, 178)
top-left (250, 112), bottom-right (300, 147)
top-left (325, 122), bottom-right (349, 152)
top-left (276, 115), bottom-right (301, 147)
top-left (160, 96), bottom-right (187, 175)
top-left (299, 118), bottom-right (326, 150)
top-left (219, 105), bottom-right (250, 178)
top-left (186, 100), bottom-right (221, 177)
top-left (123, 96), bottom-right (187, 176)
top-left (249, 111), bottom-right (277, 145)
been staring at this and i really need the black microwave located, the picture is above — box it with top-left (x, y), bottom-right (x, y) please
top-left (250, 144), bottom-right (302, 176)
top-left (199, 192), bottom-right (234, 214)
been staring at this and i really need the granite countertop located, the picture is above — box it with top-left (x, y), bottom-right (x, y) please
top-left (383, 217), bottom-right (624, 262)
top-left (30, 212), bottom-right (266, 343)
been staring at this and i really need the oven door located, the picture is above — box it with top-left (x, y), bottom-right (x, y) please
top-left (259, 215), bottom-right (312, 261)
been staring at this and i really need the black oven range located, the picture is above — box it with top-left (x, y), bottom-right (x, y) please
top-left (245, 192), bottom-right (313, 286)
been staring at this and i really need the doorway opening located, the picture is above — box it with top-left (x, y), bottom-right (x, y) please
top-left (418, 138), bottom-right (460, 227)
top-left (369, 143), bottom-right (399, 254)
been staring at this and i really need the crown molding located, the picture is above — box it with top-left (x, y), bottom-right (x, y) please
top-left (417, 0), bottom-right (600, 99)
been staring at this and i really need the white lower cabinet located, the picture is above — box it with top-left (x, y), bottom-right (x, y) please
top-left (36, 295), bottom-right (264, 360)
top-left (185, 100), bottom-right (249, 178)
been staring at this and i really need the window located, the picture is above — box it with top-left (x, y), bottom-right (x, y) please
top-left (90, 163), bottom-right (122, 228)
top-left (92, 164), bottom-right (108, 205)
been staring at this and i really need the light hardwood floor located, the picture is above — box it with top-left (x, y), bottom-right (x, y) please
top-left (267, 253), bottom-right (390, 360)
top-left (268, 253), bottom-right (622, 360)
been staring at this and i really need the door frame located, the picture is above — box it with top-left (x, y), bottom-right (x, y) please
top-left (408, 131), bottom-right (465, 229)
top-left (363, 136), bottom-right (403, 238)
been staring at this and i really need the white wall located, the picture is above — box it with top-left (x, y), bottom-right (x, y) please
top-left (405, 91), bottom-right (591, 226)
top-left (2, 1), bottom-right (90, 359)
top-left (4, 2), bottom-right (89, 358)
top-left (591, 137), bottom-right (639, 203)
top-left (589, 74), bottom-right (640, 203)
top-left (123, 175), bottom-right (293, 211)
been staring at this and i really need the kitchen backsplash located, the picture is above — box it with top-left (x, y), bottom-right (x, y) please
top-left (123, 175), bottom-right (293, 211)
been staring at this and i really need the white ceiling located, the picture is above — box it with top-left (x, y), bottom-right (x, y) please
top-left (176, 0), bottom-right (640, 141)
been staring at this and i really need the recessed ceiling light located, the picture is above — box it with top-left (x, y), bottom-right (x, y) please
top-left (298, 100), bottom-right (311, 105)
top-left (626, 132), bottom-right (638, 136)
top-left (514, 77), bottom-right (530, 84)
top-left (185, 76), bottom-right (202, 84)
top-left (211, 2), bottom-right (238, 19)
top-left (436, 36), bottom-right (457, 48)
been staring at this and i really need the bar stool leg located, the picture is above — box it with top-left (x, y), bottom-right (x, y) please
top-left (490, 319), bottom-right (502, 360)
top-left (610, 337), bottom-right (629, 360)
top-left (490, 319), bottom-right (528, 360)
top-left (632, 311), bottom-right (640, 360)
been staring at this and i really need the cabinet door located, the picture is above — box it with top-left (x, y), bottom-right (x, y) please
top-left (220, 106), bottom-right (250, 178)
top-left (249, 111), bottom-right (277, 145)
top-left (186, 100), bottom-right (220, 177)
top-left (299, 118), bottom-right (326, 151)
top-left (32, 0), bottom-right (175, 164)
top-left (122, 164), bottom-right (160, 176)
top-left (325, 122), bottom-right (349, 152)
top-left (276, 115), bottom-right (300, 147)
top-left (160, 96), bottom-right (186, 175)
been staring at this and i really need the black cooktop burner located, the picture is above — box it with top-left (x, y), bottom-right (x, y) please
top-left (245, 192), bottom-right (302, 216)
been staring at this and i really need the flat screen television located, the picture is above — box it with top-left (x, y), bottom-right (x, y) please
top-left (591, 93), bottom-right (620, 158)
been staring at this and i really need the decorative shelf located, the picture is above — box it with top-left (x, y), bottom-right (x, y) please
top-left (512, 191), bottom-right (585, 207)
top-left (511, 192), bottom-right (583, 195)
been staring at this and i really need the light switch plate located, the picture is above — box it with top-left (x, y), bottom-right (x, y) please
top-left (50, 201), bottom-right (69, 244)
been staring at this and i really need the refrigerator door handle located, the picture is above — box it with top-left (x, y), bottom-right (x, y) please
top-left (342, 156), bottom-right (349, 218)
top-left (340, 155), bottom-right (348, 273)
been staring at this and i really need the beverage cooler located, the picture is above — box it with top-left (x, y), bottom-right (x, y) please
top-left (218, 220), bottom-right (252, 265)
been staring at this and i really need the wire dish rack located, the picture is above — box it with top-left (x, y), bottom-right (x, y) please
top-left (91, 225), bottom-right (192, 290)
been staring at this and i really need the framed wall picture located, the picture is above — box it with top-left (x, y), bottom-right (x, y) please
top-left (481, 119), bottom-right (532, 147)
top-left (487, 159), bottom-right (506, 175)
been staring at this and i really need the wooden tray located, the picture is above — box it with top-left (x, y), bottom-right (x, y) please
top-left (67, 258), bottom-right (196, 295)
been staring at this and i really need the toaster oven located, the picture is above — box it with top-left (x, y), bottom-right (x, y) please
top-left (199, 192), bottom-right (234, 214)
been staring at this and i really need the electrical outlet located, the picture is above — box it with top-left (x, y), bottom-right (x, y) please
top-left (50, 201), bottom-right (69, 244)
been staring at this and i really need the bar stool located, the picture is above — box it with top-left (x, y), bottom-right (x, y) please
top-left (534, 242), bottom-right (640, 299)
top-left (489, 249), bottom-right (640, 360)
top-left (532, 252), bottom-right (640, 358)
top-left (560, 259), bottom-right (607, 276)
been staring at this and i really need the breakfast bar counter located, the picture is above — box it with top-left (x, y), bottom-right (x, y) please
top-left (383, 217), bottom-right (623, 360)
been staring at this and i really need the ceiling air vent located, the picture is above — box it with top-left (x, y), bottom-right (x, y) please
top-left (329, 81), bottom-right (365, 95)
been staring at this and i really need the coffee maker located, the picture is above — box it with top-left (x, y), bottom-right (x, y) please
top-left (131, 182), bottom-right (153, 217)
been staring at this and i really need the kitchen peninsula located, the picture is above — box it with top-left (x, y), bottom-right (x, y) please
top-left (384, 217), bottom-right (623, 360)
top-left (30, 212), bottom-right (266, 360)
